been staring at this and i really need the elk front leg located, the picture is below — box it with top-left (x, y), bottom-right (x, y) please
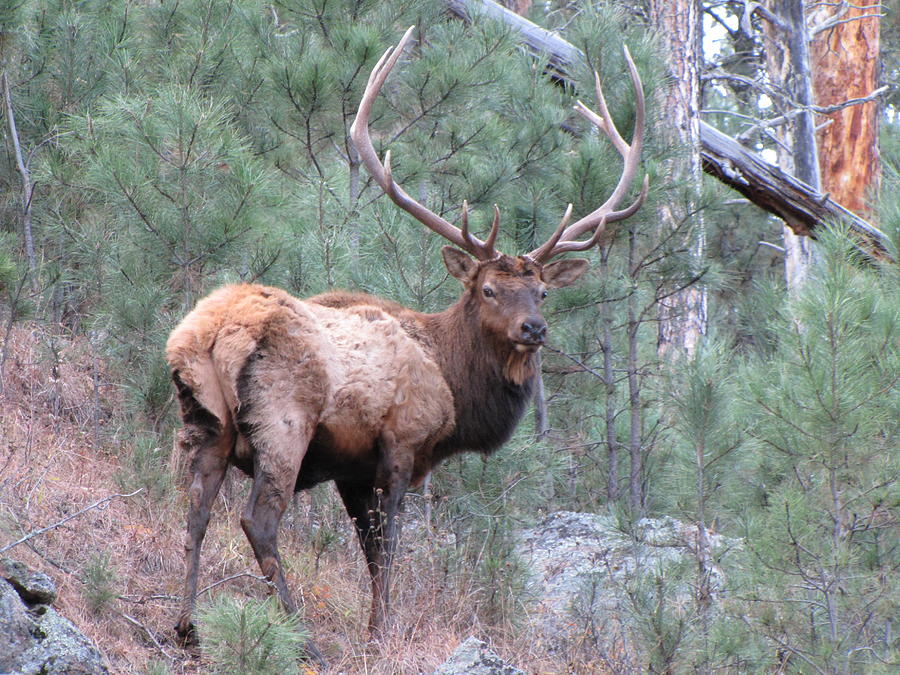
top-left (337, 432), bottom-right (412, 637)
top-left (175, 425), bottom-right (231, 644)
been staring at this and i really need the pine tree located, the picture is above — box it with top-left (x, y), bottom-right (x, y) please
top-left (736, 229), bottom-right (899, 672)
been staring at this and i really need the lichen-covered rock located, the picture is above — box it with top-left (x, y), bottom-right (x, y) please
top-left (0, 559), bottom-right (107, 674)
top-left (432, 637), bottom-right (524, 675)
top-left (1, 557), bottom-right (57, 605)
top-left (515, 512), bottom-right (736, 660)
top-left (0, 579), bottom-right (36, 669)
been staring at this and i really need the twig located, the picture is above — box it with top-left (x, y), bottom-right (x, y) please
top-left (198, 571), bottom-right (275, 596)
top-left (758, 240), bottom-right (786, 253)
top-left (0, 489), bottom-right (143, 554)
top-left (118, 611), bottom-right (178, 661)
top-left (118, 593), bottom-right (180, 604)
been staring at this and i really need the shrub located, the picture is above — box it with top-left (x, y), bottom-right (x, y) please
top-left (81, 551), bottom-right (118, 614)
top-left (197, 595), bottom-right (310, 675)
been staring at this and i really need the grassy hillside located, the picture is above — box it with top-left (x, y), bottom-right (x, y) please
top-left (0, 322), bottom-right (570, 673)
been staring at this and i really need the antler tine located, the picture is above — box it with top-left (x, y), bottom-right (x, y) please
top-left (459, 200), bottom-right (499, 260)
top-left (525, 203), bottom-right (572, 263)
top-left (483, 205), bottom-right (501, 254)
top-left (528, 45), bottom-right (647, 263)
top-left (550, 216), bottom-right (608, 255)
top-left (350, 27), bottom-right (501, 261)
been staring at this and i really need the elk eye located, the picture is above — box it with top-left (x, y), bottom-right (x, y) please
top-left (482, 286), bottom-right (495, 298)
top-left (541, 289), bottom-right (548, 299)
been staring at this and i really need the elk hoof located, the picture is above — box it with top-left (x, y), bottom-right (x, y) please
top-left (174, 621), bottom-right (198, 647)
top-left (303, 638), bottom-right (328, 669)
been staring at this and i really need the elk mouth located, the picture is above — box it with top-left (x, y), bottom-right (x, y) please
top-left (513, 340), bottom-right (544, 353)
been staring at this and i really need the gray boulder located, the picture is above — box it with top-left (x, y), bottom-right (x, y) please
top-left (0, 559), bottom-right (107, 675)
top-left (515, 512), bottom-right (735, 659)
top-left (1, 558), bottom-right (57, 605)
top-left (432, 637), bottom-right (524, 675)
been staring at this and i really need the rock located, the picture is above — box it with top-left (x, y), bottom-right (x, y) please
top-left (515, 511), bottom-right (736, 658)
top-left (432, 637), bottom-right (524, 675)
top-left (0, 559), bottom-right (107, 674)
top-left (1, 557), bottom-right (57, 605)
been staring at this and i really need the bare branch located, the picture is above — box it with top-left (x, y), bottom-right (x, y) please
top-left (0, 489), bottom-right (144, 554)
top-left (198, 571), bottom-right (275, 596)
top-left (810, 3), bottom-right (883, 36)
top-left (118, 611), bottom-right (177, 661)
top-left (2, 72), bottom-right (38, 291)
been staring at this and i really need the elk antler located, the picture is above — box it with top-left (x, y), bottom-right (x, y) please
top-left (350, 26), bottom-right (500, 261)
top-left (527, 46), bottom-right (649, 264)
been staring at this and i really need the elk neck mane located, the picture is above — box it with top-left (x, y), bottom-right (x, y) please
top-left (415, 292), bottom-right (538, 461)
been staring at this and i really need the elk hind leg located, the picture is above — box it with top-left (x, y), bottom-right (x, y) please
top-left (337, 430), bottom-right (413, 637)
top-left (239, 420), bottom-right (328, 666)
top-left (174, 413), bottom-right (232, 643)
top-left (237, 408), bottom-right (315, 613)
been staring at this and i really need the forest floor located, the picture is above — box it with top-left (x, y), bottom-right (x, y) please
top-left (0, 322), bottom-right (574, 674)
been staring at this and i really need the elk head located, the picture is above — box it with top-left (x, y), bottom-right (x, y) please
top-left (350, 26), bottom-right (648, 358)
top-left (441, 244), bottom-right (588, 353)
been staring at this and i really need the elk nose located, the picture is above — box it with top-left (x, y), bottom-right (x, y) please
top-left (521, 319), bottom-right (547, 343)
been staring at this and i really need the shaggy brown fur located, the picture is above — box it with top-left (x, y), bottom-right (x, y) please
top-left (166, 247), bottom-right (587, 649)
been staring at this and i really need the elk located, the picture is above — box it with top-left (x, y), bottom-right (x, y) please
top-left (166, 26), bottom-right (646, 650)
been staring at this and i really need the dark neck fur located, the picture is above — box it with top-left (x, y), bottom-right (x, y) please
top-left (422, 295), bottom-right (536, 462)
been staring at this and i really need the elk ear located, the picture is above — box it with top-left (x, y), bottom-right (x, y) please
top-left (542, 258), bottom-right (589, 289)
top-left (442, 246), bottom-right (477, 281)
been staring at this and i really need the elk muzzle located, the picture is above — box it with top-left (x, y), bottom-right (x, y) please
top-left (513, 315), bottom-right (548, 350)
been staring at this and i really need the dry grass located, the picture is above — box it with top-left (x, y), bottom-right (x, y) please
top-left (0, 322), bottom-right (594, 674)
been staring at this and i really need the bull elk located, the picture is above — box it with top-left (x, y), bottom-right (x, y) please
top-left (166, 26), bottom-right (646, 651)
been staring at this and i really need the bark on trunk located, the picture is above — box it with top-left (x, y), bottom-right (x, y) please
top-left (650, 0), bottom-right (707, 359)
top-left (810, 1), bottom-right (881, 218)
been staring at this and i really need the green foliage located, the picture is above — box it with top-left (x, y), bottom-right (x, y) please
top-left (81, 551), bottom-right (118, 614)
top-left (664, 339), bottom-right (745, 525)
top-left (627, 569), bottom-right (692, 675)
top-left (115, 433), bottom-right (174, 500)
top-left (733, 229), bottom-right (900, 672)
top-left (197, 595), bottom-right (310, 675)
top-left (0, 232), bottom-right (28, 306)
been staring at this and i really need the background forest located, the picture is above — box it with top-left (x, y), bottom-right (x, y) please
top-left (0, 0), bottom-right (897, 673)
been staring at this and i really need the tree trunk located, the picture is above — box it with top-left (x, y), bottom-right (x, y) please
top-left (2, 72), bottom-right (38, 293)
top-left (627, 228), bottom-right (643, 514)
top-left (762, 1), bottom-right (821, 291)
top-left (649, 0), bottom-right (707, 358)
top-left (599, 246), bottom-right (620, 502)
top-left (810, 1), bottom-right (881, 218)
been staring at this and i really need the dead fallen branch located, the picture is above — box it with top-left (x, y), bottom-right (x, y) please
top-left (198, 571), bottom-right (276, 597)
top-left (0, 489), bottom-right (144, 554)
top-left (118, 610), bottom-right (178, 661)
